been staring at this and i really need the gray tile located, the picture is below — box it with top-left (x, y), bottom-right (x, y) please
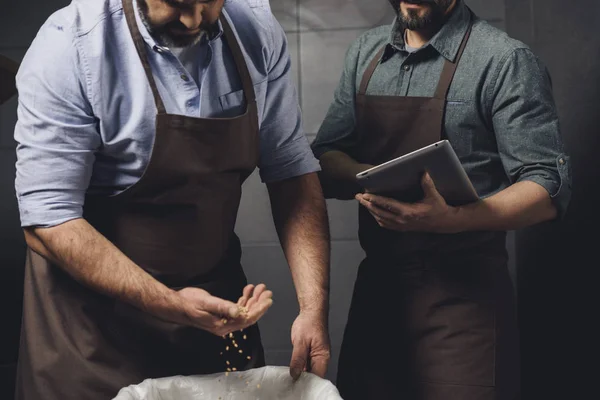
top-left (0, 96), bottom-right (18, 149)
top-left (241, 241), bottom-right (363, 358)
top-left (485, 18), bottom-right (506, 32)
top-left (326, 199), bottom-right (359, 240)
top-left (270, 0), bottom-right (298, 32)
top-left (505, 0), bottom-right (533, 45)
top-left (0, 48), bottom-right (25, 149)
top-left (465, 0), bottom-right (506, 21)
top-left (300, 29), bottom-right (364, 134)
top-left (264, 349), bottom-right (293, 367)
top-left (236, 169), bottom-right (280, 245)
top-left (0, 0), bottom-right (70, 48)
top-left (328, 241), bottom-right (363, 349)
top-left (0, 47), bottom-right (27, 63)
top-left (0, 149), bottom-right (23, 254)
top-left (242, 244), bottom-right (297, 350)
top-left (298, 0), bottom-right (394, 31)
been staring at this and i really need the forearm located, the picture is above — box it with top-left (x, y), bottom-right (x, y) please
top-left (268, 173), bottom-right (330, 316)
top-left (318, 151), bottom-right (372, 200)
top-left (453, 180), bottom-right (558, 232)
top-left (24, 218), bottom-right (185, 320)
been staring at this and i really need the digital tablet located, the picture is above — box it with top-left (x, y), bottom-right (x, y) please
top-left (355, 140), bottom-right (479, 206)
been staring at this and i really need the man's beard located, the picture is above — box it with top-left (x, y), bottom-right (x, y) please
top-left (392, 0), bottom-right (454, 31)
top-left (137, 0), bottom-right (217, 48)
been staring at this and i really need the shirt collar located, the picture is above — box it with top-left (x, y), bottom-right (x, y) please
top-left (131, 0), bottom-right (224, 52)
top-left (388, 0), bottom-right (472, 62)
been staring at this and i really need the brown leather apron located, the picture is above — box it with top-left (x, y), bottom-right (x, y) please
top-left (335, 19), bottom-right (521, 400)
top-left (15, 1), bottom-right (264, 399)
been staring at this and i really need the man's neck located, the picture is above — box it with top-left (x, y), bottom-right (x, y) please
top-left (404, 0), bottom-right (457, 49)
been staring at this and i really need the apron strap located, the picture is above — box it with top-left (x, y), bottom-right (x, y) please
top-left (122, 0), bottom-right (167, 114)
top-left (433, 20), bottom-right (473, 100)
top-left (358, 47), bottom-right (385, 96)
top-left (220, 15), bottom-right (257, 104)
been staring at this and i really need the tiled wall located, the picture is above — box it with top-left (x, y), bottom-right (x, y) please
top-left (0, 0), bottom-right (509, 392)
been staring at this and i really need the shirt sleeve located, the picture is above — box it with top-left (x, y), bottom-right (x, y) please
top-left (254, 11), bottom-right (320, 183)
top-left (490, 47), bottom-right (572, 218)
top-left (14, 17), bottom-right (100, 228)
top-left (310, 35), bottom-right (363, 160)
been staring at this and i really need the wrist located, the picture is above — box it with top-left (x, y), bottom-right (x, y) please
top-left (299, 302), bottom-right (329, 322)
top-left (155, 288), bottom-right (191, 325)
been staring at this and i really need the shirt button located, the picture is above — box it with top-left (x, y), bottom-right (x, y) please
top-left (559, 158), bottom-right (565, 165)
top-left (180, 74), bottom-right (190, 82)
top-left (403, 65), bottom-right (411, 71)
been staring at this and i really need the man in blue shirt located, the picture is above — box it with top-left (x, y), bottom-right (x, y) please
top-left (13, 1), bottom-right (330, 399)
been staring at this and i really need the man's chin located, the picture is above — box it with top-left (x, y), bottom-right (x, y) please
top-left (158, 32), bottom-right (204, 48)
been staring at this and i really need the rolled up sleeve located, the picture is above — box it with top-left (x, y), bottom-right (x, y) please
top-left (14, 18), bottom-right (100, 228)
top-left (256, 13), bottom-right (320, 183)
top-left (490, 47), bottom-right (572, 218)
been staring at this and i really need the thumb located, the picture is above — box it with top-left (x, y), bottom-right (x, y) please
top-left (289, 340), bottom-right (309, 381)
top-left (200, 294), bottom-right (240, 319)
top-left (421, 172), bottom-right (439, 198)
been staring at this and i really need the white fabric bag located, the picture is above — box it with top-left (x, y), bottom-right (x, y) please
top-left (113, 366), bottom-right (344, 399)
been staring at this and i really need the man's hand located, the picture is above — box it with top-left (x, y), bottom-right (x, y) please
top-left (289, 311), bottom-right (331, 380)
top-left (356, 172), bottom-right (461, 233)
top-left (177, 284), bottom-right (273, 337)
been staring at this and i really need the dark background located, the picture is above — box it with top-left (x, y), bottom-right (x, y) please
top-left (1, 0), bottom-right (597, 398)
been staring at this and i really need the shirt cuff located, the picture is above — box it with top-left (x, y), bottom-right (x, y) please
top-left (17, 196), bottom-right (84, 228)
top-left (259, 152), bottom-right (321, 183)
top-left (517, 154), bottom-right (572, 220)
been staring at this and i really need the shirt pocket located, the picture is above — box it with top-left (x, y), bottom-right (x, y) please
top-left (218, 80), bottom-right (267, 118)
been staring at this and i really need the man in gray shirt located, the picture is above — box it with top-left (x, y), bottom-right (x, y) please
top-left (311, 0), bottom-right (571, 399)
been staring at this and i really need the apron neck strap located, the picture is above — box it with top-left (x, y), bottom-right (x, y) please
top-left (219, 14), bottom-right (256, 104)
top-left (433, 20), bottom-right (473, 100)
top-left (121, 0), bottom-right (256, 115)
top-left (358, 17), bottom-right (473, 99)
top-left (358, 47), bottom-right (386, 96)
top-left (122, 0), bottom-right (167, 114)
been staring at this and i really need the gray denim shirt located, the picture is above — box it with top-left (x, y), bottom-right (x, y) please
top-left (311, 0), bottom-right (572, 217)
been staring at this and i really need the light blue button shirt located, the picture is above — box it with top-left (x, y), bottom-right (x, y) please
top-left (14, 0), bottom-right (320, 228)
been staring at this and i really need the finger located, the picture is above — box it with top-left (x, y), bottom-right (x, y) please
top-left (361, 198), bottom-right (398, 221)
top-left (246, 283), bottom-right (267, 309)
top-left (363, 194), bottom-right (400, 213)
top-left (237, 284), bottom-right (254, 307)
top-left (258, 289), bottom-right (273, 302)
top-left (246, 295), bottom-right (273, 324)
top-left (199, 295), bottom-right (241, 319)
top-left (310, 354), bottom-right (329, 378)
top-left (289, 341), bottom-right (309, 381)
